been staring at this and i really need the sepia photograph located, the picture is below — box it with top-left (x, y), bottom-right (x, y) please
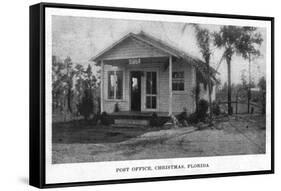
top-left (51, 14), bottom-right (268, 164)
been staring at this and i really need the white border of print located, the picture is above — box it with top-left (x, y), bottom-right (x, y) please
top-left (45, 7), bottom-right (272, 184)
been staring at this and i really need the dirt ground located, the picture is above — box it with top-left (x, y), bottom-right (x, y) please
top-left (52, 114), bottom-right (266, 164)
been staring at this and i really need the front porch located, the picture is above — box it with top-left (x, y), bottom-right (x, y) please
top-left (110, 111), bottom-right (176, 118)
top-left (109, 111), bottom-right (173, 127)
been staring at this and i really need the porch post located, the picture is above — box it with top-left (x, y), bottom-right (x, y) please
top-left (100, 60), bottom-right (104, 113)
top-left (169, 56), bottom-right (173, 115)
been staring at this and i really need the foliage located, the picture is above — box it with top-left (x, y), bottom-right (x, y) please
top-left (64, 57), bottom-right (75, 113)
top-left (187, 99), bottom-right (209, 124)
top-left (240, 69), bottom-right (248, 89)
top-left (100, 112), bottom-right (114, 125)
top-left (150, 112), bottom-right (168, 127)
top-left (197, 99), bottom-right (209, 120)
top-left (258, 76), bottom-right (266, 114)
top-left (191, 81), bottom-right (201, 109)
top-left (213, 26), bottom-right (263, 115)
top-left (176, 107), bottom-right (188, 123)
top-left (258, 76), bottom-right (266, 91)
top-left (236, 27), bottom-right (263, 60)
top-left (52, 56), bottom-right (67, 112)
top-left (150, 112), bottom-right (159, 127)
top-left (77, 89), bottom-right (93, 120)
top-left (186, 112), bottom-right (199, 124)
top-left (212, 102), bottom-right (221, 116)
top-left (92, 112), bottom-right (101, 125)
top-left (193, 24), bottom-right (211, 65)
top-left (52, 55), bottom-right (100, 121)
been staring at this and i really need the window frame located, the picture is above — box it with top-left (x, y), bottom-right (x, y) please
top-left (172, 71), bottom-right (185, 92)
top-left (107, 70), bottom-right (124, 101)
top-left (145, 71), bottom-right (158, 110)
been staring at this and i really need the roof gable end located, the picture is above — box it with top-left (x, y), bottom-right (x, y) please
top-left (91, 32), bottom-right (181, 62)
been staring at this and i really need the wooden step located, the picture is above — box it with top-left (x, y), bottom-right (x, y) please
top-left (113, 118), bottom-right (150, 127)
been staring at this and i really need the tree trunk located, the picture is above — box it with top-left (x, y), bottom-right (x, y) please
top-left (247, 55), bottom-right (251, 114)
top-left (226, 56), bottom-right (232, 115)
top-left (195, 71), bottom-right (200, 112)
top-left (207, 63), bottom-right (213, 121)
top-left (67, 85), bottom-right (72, 113)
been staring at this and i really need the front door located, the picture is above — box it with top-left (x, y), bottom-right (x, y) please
top-left (130, 71), bottom-right (142, 111)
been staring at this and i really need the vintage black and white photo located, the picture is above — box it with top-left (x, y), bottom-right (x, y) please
top-left (51, 14), bottom-right (268, 164)
top-left (31, 4), bottom-right (273, 186)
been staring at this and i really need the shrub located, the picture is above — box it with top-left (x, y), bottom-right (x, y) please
top-left (91, 112), bottom-right (101, 125)
top-left (100, 112), bottom-right (113, 125)
top-left (150, 113), bottom-right (168, 127)
top-left (176, 107), bottom-right (188, 125)
top-left (186, 112), bottom-right (199, 124)
top-left (150, 112), bottom-right (159, 127)
top-left (212, 102), bottom-right (221, 116)
top-left (187, 99), bottom-right (209, 124)
top-left (77, 89), bottom-right (93, 120)
top-left (197, 99), bottom-right (209, 121)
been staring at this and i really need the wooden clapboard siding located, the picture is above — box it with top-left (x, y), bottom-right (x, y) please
top-left (100, 37), bottom-right (168, 60)
top-left (102, 61), bottom-right (196, 114)
top-left (159, 62), bottom-right (196, 114)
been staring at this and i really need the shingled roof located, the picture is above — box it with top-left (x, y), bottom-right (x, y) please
top-left (91, 31), bottom-right (218, 83)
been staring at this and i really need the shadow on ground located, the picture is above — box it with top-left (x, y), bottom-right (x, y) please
top-left (52, 121), bottom-right (162, 144)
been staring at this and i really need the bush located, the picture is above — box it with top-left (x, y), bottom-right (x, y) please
top-left (150, 112), bottom-right (159, 127)
top-left (91, 112), bottom-right (101, 125)
top-left (77, 89), bottom-right (93, 120)
top-left (187, 99), bottom-right (209, 124)
top-left (100, 112), bottom-right (113, 125)
top-left (150, 112), bottom-right (168, 127)
top-left (186, 112), bottom-right (199, 124)
top-left (197, 99), bottom-right (209, 121)
top-left (176, 107), bottom-right (189, 125)
top-left (212, 102), bottom-right (221, 116)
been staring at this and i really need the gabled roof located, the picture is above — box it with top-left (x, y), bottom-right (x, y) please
top-left (91, 31), bottom-right (218, 82)
top-left (91, 31), bottom-right (180, 62)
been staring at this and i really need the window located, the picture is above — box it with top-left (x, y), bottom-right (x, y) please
top-left (172, 72), bottom-right (184, 91)
top-left (146, 71), bottom-right (157, 109)
top-left (108, 71), bottom-right (123, 99)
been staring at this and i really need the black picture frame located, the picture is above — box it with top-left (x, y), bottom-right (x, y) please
top-left (29, 2), bottom-right (274, 189)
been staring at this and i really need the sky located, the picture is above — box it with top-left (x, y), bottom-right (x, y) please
top-left (52, 15), bottom-right (267, 85)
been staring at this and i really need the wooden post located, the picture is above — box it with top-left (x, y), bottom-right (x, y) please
top-left (169, 56), bottom-right (172, 115)
top-left (100, 60), bottom-right (104, 113)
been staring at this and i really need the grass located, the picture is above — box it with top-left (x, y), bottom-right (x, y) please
top-left (52, 114), bottom-right (266, 164)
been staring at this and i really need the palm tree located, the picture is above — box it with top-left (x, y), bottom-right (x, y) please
top-left (192, 24), bottom-right (213, 120)
top-left (181, 24), bottom-right (215, 120)
top-left (213, 26), bottom-right (247, 115)
top-left (235, 27), bottom-right (263, 113)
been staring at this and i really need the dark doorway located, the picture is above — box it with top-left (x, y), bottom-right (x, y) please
top-left (130, 71), bottom-right (142, 111)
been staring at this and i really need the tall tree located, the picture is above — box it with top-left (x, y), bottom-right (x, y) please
top-left (258, 76), bottom-right (266, 114)
top-left (236, 27), bottom-right (263, 113)
top-left (213, 26), bottom-right (246, 115)
top-left (78, 89), bottom-right (94, 120)
top-left (240, 69), bottom-right (248, 89)
top-left (77, 64), bottom-right (97, 119)
top-left (192, 24), bottom-right (214, 120)
top-left (52, 56), bottom-right (66, 112)
top-left (64, 56), bottom-right (75, 113)
top-left (74, 64), bottom-right (85, 102)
